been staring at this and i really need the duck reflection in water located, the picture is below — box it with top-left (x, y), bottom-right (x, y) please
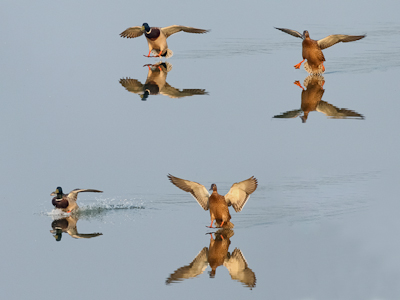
top-left (274, 75), bottom-right (364, 123)
top-left (166, 229), bottom-right (256, 289)
top-left (50, 215), bottom-right (102, 242)
top-left (119, 62), bottom-right (208, 100)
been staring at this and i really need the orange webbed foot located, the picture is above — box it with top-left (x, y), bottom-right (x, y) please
top-left (294, 59), bottom-right (305, 69)
top-left (294, 81), bottom-right (304, 90)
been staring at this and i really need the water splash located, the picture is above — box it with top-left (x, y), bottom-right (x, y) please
top-left (41, 197), bottom-right (145, 221)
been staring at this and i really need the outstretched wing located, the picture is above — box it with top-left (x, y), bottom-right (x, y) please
top-left (161, 25), bottom-right (209, 38)
top-left (224, 177), bottom-right (258, 212)
top-left (273, 109), bottom-right (302, 119)
top-left (67, 189), bottom-right (103, 202)
top-left (119, 78), bottom-right (144, 94)
top-left (165, 248), bottom-right (209, 284)
top-left (120, 26), bottom-right (144, 38)
top-left (224, 248), bottom-right (256, 289)
top-left (161, 83), bottom-right (208, 98)
top-left (167, 174), bottom-right (210, 210)
top-left (317, 100), bottom-right (365, 119)
top-left (275, 27), bottom-right (304, 39)
top-left (317, 34), bottom-right (365, 50)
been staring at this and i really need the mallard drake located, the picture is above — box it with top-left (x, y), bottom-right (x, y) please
top-left (50, 187), bottom-right (103, 213)
top-left (167, 174), bottom-right (258, 228)
top-left (166, 229), bottom-right (256, 288)
top-left (275, 28), bottom-right (365, 73)
top-left (119, 62), bottom-right (208, 100)
top-left (120, 23), bottom-right (209, 58)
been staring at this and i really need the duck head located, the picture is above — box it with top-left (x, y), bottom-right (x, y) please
top-left (141, 23), bottom-right (151, 33)
top-left (303, 30), bottom-right (310, 38)
top-left (209, 183), bottom-right (217, 192)
top-left (50, 186), bottom-right (63, 199)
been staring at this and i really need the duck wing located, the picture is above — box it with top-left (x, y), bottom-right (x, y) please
top-left (224, 176), bottom-right (258, 212)
top-left (317, 34), bottom-right (365, 50)
top-left (120, 26), bottom-right (144, 38)
top-left (161, 25), bottom-right (209, 38)
top-left (167, 174), bottom-right (210, 210)
top-left (275, 27), bottom-right (304, 39)
top-left (119, 78), bottom-right (144, 94)
top-left (161, 83), bottom-right (208, 98)
top-left (273, 109), bottom-right (302, 119)
top-left (224, 248), bottom-right (256, 289)
top-left (165, 248), bottom-right (209, 284)
top-left (67, 189), bottom-right (103, 202)
top-left (317, 100), bottom-right (364, 119)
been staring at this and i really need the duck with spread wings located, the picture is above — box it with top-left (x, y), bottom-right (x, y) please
top-left (168, 174), bottom-right (258, 228)
top-left (120, 23), bottom-right (209, 58)
top-left (275, 28), bottom-right (365, 73)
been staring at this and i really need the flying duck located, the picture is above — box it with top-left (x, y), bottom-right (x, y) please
top-left (167, 174), bottom-right (258, 228)
top-left (50, 187), bottom-right (103, 213)
top-left (120, 23), bottom-right (209, 58)
top-left (275, 28), bottom-right (365, 73)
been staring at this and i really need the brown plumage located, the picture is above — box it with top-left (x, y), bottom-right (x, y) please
top-left (275, 28), bottom-right (365, 73)
top-left (274, 75), bottom-right (364, 122)
top-left (167, 174), bottom-right (258, 228)
top-left (166, 229), bottom-right (256, 288)
top-left (208, 230), bottom-right (232, 277)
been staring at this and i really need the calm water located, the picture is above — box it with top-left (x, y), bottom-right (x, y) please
top-left (1, 0), bottom-right (400, 299)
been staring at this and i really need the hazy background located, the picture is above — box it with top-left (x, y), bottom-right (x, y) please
top-left (1, 0), bottom-right (400, 299)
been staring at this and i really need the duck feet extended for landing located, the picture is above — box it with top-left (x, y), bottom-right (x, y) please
top-left (294, 81), bottom-right (304, 90)
top-left (294, 59), bottom-right (305, 69)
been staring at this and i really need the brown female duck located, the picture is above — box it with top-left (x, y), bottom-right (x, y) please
top-left (51, 186), bottom-right (103, 213)
top-left (275, 28), bottom-right (365, 73)
top-left (120, 23), bottom-right (209, 58)
top-left (167, 174), bottom-right (258, 228)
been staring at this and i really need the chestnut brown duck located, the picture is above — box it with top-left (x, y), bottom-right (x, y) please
top-left (120, 23), bottom-right (209, 58)
top-left (168, 174), bottom-right (258, 228)
top-left (275, 28), bottom-right (365, 73)
top-left (51, 187), bottom-right (103, 213)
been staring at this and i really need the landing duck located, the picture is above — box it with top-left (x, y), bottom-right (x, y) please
top-left (275, 28), bottom-right (365, 73)
top-left (168, 174), bottom-right (258, 228)
top-left (120, 23), bottom-right (209, 58)
top-left (50, 187), bottom-right (103, 213)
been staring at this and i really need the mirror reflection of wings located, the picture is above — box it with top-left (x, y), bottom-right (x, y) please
top-left (120, 62), bottom-right (208, 100)
top-left (165, 248), bottom-right (209, 284)
top-left (50, 216), bottom-right (102, 241)
top-left (224, 248), bottom-right (256, 289)
top-left (274, 75), bottom-right (364, 122)
top-left (273, 109), bottom-right (302, 119)
top-left (165, 229), bottom-right (256, 289)
top-left (161, 83), bottom-right (208, 98)
top-left (317, 100), bottom-right (364, 119)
